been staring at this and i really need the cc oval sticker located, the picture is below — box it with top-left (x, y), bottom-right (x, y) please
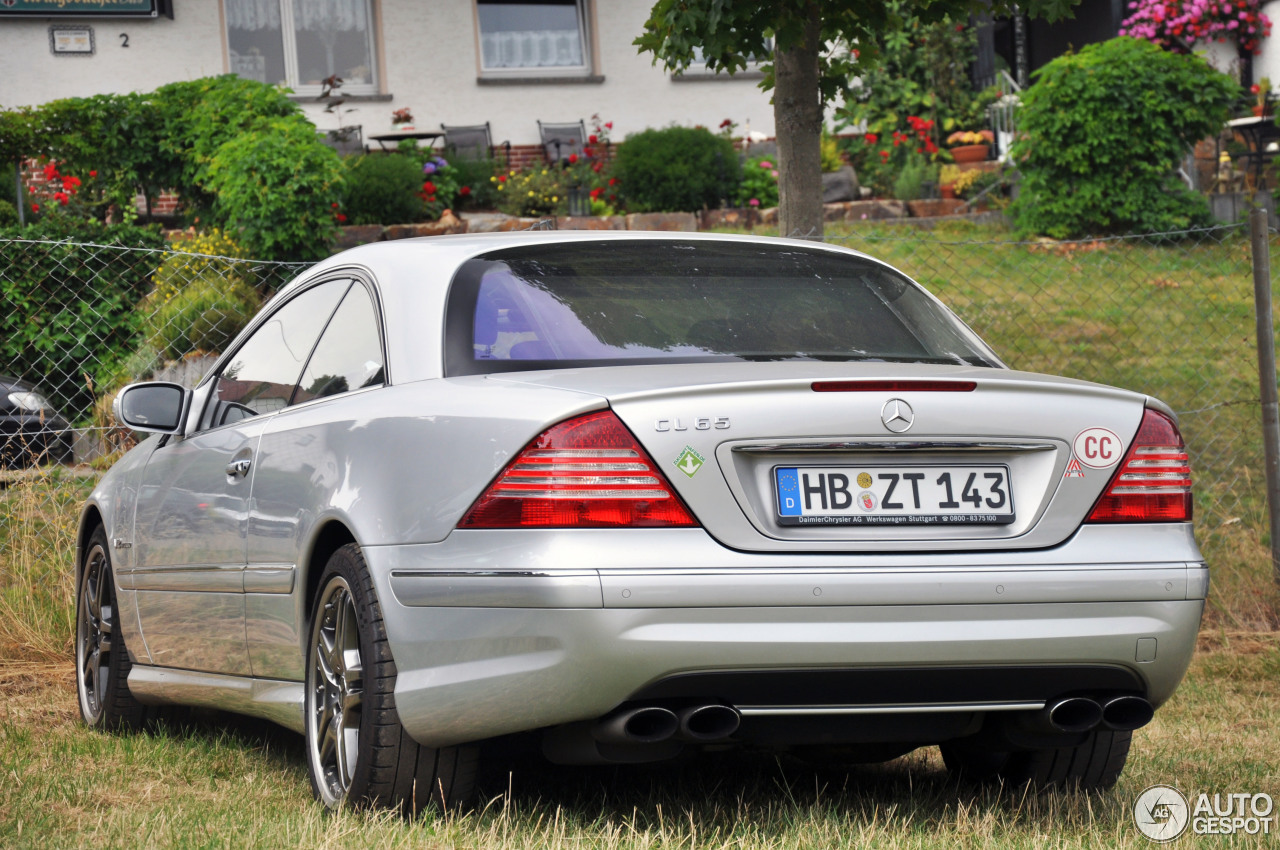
top-left (1073, 427), bottom-right (1122, 468)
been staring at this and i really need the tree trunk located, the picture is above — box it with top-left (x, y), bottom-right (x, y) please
top-left (773, 2), bottom-right (824, 240)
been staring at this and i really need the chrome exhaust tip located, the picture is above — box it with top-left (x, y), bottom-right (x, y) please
top-left (677, 704), bottom-right (741, 741)
top-left (1101, 695), bottom-right (1154, 731)
top-left (1047, 697), bottom-right (1104, 734)
top-left (593, 706), bottom-right (679, 744)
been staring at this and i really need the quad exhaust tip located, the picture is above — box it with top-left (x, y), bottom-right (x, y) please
top-left (593, 706), bottom-right (679, 744)
top-left (1047, 697), bottom-right (1104, 734)
top-left (677, 704), bottom-right (741, 742)
top-left (1101, 695), bottom-right (1155, 731)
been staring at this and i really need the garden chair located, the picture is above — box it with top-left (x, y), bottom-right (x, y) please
top-left (318, 125), bottom-right (365, 156)
top-left (538, 119), bottom-right (587, 165)
top-left (441, 122), bottom-right (510, 164)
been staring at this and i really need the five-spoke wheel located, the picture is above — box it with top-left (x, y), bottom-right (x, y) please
top-left (307, 574), bottom-right (365, 805)
top-left (75, 527), bottom-right (143, 731)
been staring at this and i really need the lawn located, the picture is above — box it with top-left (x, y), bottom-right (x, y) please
top-left (1, 635), bottom-right (1276, 848)
top-left (2, 222), bottom-right (1279, 846)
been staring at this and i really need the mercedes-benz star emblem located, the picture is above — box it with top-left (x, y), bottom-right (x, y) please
top-left (881, 398), bottom-right (914, 433)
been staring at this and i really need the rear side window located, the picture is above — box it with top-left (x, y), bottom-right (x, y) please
top-left (444, 240), bottom-right (999, 376)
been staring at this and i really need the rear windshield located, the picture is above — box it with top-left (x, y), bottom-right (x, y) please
top-left (444, 240), bottom-right (999, 375)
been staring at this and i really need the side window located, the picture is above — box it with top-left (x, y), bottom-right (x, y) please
top-left (200, 280), bottom-right (349, 431)
top-left (294, 283), bottom-right (385, 404)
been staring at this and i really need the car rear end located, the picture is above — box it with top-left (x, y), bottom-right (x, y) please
top-left (370, 235), bottom-right (1205, 779)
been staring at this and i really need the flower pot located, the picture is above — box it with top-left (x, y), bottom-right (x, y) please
top-left (1251, 106), bottom-right (1270, 118)
top-left (950, 144), bottom-right (989, 163)
top-left (395, 124), bottom-right (416, 132)
top-left (940, 183), bottom-right (956, 200)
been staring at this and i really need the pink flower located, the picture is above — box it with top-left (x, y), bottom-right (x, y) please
top-left (748, 198), bottom-right (760, 207)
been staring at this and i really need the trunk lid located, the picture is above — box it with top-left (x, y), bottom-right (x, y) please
top-left (491, 362), bottom-right (1147, 552)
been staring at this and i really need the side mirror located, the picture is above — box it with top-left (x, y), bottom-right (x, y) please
top-left (113, 382), bottom-right (189, 434)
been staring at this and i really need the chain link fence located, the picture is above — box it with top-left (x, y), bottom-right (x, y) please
top-left (2, 225), bottom-right (1277, 629)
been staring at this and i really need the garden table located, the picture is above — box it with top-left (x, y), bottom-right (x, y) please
top-left (367, 129), bottom-right (444, 151)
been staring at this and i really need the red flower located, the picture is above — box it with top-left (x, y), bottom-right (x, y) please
top-left (583, 146), bottom-right (595, 158)
top-left (592, 161), bottom-right (602, 173)
top-left (605, 122), bottom-right (613, 129)
top-left (460, 185), bottom-right (471, 196)
top-left (497, 175), bottom-right (507, 183)
top-left (89, 170), bottom-right (97, 178)
top-left (332, 202), bottom-right (340, 208)
top-left (590, 187), bottom-right (603, 200)
top-left (31, 203), bottom-right (39, 212)
top-left (608, 177), bottom-right (617, 186)
top-left (568, 153), bottom-right (579, 164)
top-left (336, 213), bottom-right (347, 222)
top-left (865, 133), bottom-right (878, 144)
top-left (423, 181), bottom-right (436, 194)
top-left (54, 191), bottom-right (69, 205)
top-left (588, 134), bottom-right (599, 144)
top-left (1253, 84), bottom-right (1262, 94)
top-left (42, 163), bottom-right (58, 180)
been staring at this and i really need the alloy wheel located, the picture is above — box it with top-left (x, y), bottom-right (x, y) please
top-left (76, 542), bottom-right (113, 723)
top-left (308, 577), bottom-right (365, 805)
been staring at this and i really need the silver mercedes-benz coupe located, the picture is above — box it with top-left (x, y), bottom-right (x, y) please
top-left (76, 232), bottom-right (1204, 810)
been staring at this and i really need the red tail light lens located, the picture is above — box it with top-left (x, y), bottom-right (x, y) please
top-left (458, 410), bottom-right (698, 528)
top-left (1087, 409), bottom-right (1192, 523)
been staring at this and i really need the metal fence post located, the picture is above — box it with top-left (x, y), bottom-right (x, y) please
top-left (1250, 205), bottom-right (1280, 586)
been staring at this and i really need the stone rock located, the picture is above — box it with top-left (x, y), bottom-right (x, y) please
top-left (459, 212), bottom-right (517, 233)
top-left (625, 212), bottom-right (699, 232)
top-left (821, 165), bottom-right (860, 203)
top-left (556, 216), bottom-right (626, 230)
top-left (334, 224), bottom-right (383, 250)
top-left (823, 202), bottom-right (851, 222)
top-left (847, 200), bottom-right (907, 220)
top-left (700, 208), bottom-right (759, 230)
top-left (907, 199), bottom-right (967, 218)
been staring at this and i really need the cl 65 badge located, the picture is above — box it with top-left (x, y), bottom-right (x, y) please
top-left (655, 417), bottom-right (730, 432)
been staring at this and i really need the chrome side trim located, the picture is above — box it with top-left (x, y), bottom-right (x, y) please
top-left (244, 564), bottom-right (296, 594)
top-left (125, 565), bottom-right (244, 593)
top-left (126, 665), bottom-right (304, 733)
top-left (738, 701), bottom-right (1045, 716)
top-left (731, 441), bottom-right (1058, 453)
top-left (389, 569), bottom-right (603, 608)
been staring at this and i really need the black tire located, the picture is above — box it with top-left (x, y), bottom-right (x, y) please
top-left (942, 729), bottom-right (1132, 790)
top-left (76, 526), bottom-right (147, 731)
top-left (304, 543), bottom-right (478, 813)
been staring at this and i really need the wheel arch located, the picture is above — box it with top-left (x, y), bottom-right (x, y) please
top-left (76, 501), bottom-right (106, 586)
top-left (301, 519), bottom-right (359, 642)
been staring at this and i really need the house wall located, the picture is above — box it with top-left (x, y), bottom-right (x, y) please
top-left (0, 0), bottom-right (776, 146)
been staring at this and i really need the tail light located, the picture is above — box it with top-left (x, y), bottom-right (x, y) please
top-left (458, 410), bottom-right (698, 528)
top-left (1087, 408), bottom-right (1192, 523)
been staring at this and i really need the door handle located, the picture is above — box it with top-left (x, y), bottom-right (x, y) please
top-left (226, 458), bottom-right (252, 478)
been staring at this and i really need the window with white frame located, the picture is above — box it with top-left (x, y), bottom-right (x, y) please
top-left (476, 0), bottom-right (589, 74)
top-left (225, 0), bottom-right (378, 94)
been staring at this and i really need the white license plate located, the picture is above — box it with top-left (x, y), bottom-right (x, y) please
top-left (775, 465), bottom-right (1015, 526)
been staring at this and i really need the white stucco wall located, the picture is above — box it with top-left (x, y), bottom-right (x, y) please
top-left (1254, 2), bottom-right (1280, 84)
top-left (0, 0), bottom-right (777, 145)
top-left (0, 3), bottom-right (226, 106)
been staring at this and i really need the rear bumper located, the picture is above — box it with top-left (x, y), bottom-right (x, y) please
top-left (366, 525), bottom-right (1205, 748)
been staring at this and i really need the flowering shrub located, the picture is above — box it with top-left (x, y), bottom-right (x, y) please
top-left (613, 125), bottom-right (739, 213)
top-left (24, 161), bottom-right (102, 220)
top-left (391, 107), bottom-right (414, 125)
top-left (419, 155), bottom-right (461, 220)
top-left (857, 116), bottom-right (939, 196)
top-left (1120, 0), bottom-right (1271, 55)
top-left (735, 157), bottom-right (780, 208)
top-left (493, 167), bottom-right (564, 217)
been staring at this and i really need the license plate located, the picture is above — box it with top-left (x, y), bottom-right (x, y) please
top-left (775, 465), bottom-right (1015, 526)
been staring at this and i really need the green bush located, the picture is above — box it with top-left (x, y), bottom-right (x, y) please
top-left (0, 222), bottom-right (165, 422)
top-left (892, 157), bottom-right (935, 201)
top-left (1010, 38), bottom-right (1236, 238)
top-left (494, 166), bottom-right (565, 217)
top-left (614, 126), bottom-right (739, 212)
top-left (0, 199), bottom-right (16, 227)
top-left (143, 276), bottom-right (261, 361)
top-left (341, 154), bottom-right (426, 226)
top-left (449, 156), bottom-right (502, 210)
top-left (205, 118), bottom-right (345, 261)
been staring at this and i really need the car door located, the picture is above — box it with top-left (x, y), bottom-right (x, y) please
top-left (130, 280), bottom-right (349, 675)
top-left (245, 279), bottom-right (386, 680)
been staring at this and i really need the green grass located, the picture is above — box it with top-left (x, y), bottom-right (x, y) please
top-left (1, 637), bottom-right (1277, 848)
